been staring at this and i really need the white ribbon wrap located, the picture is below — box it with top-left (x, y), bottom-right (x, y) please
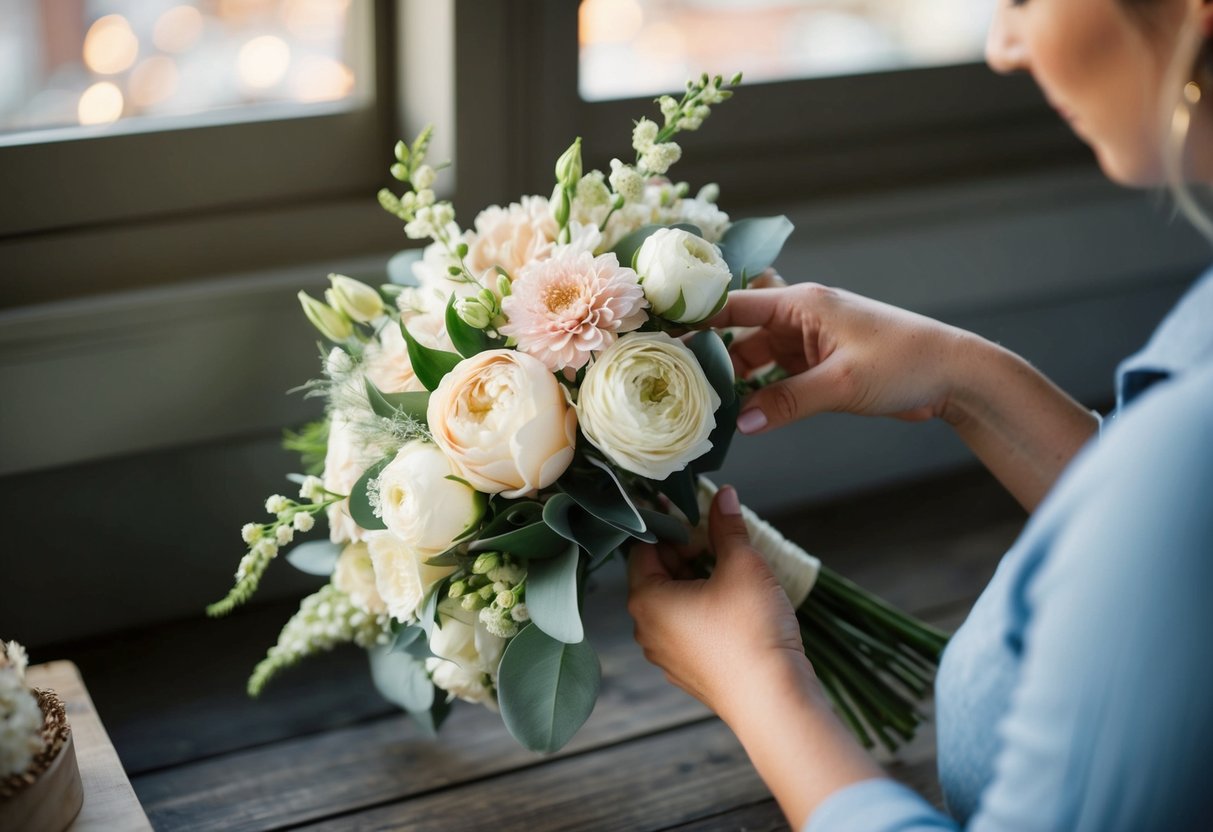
top-left (697, 478), bottom-right (821, 607)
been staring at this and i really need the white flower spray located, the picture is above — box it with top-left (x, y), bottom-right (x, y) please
top-left (0, 641), bottom-right (44, 778)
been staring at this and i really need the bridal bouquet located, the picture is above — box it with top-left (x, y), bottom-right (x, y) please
top-left (209, 74), bottom-right (947, 754)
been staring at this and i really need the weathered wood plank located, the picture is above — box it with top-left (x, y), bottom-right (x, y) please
top-left (295, 719), bottom-right (770, 832)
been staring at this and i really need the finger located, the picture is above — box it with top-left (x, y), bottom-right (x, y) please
top-left (656, 543), bottom-right (693, 579)
top-left (627, 542), bottom-right (671, 595)
top-left (707, 486), bottom-right (753, 577)
top-left (747, 269), bottom-right (788, 290)
top-left (736, 366), bottom-right (841, 434)
top-left (707, 288), bottom-right (782, 330)
top-left (729, 330), bottom-right (777, 377)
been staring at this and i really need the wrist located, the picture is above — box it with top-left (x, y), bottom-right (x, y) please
top-left (937, 329), bottom-right (1005, 429)
top-left (719, 650), bottom-right (822, 733)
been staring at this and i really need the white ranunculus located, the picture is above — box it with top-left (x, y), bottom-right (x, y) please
top-left (366, 531), bottom-right (456, 623)
top-left (331, 541), bottom-right (388, 615)
top-left (376, 440), bottom-right (484, 554)
top-left (635, 227), bottom-right (732, 324)
top-left (427, 350), bottom-right (577, 498)
top-left (578, 331), bottom-right (720, 480)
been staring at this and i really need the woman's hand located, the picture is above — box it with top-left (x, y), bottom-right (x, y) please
top-left (710, 282), bottom-right (971, 434)
top-left (710, 283), bottom-right (1098, 511)
top-left (627, 486), bottom-right (808, 724)
top-left (628, 485), bottom-right (885, 827)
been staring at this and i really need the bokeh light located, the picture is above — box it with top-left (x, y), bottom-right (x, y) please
top-left (153, 6), bottom-right (205, 54)
top-left (83, 15), bottom-right (140, 76)
top-left (78, 82), bottom-right (125, 125)
top-left (239, 35), bottom-right (292, 90)
top-left (129, 57), bottom-right (181, 109)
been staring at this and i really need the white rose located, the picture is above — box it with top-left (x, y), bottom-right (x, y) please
top-left (323, 411), bottom-right (388, 544)
top-left (635, 227), bottom-right (732, 324)
top-left (430, 605), bottom-right (506, 674)
top-left (578, 331), bottom-right (720, 480)
top-left (425, 658), bottom-right (496, 706)
top-left (427, 350), bottom-right (577, 498)
top-left (332, 542), bottom-right (388, 615)
top-left (366, 531), bottom-right (456, 623)
top-left (376, 440), bottom-right (484, 555)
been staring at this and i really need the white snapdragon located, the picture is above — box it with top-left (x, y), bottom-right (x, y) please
top-left (631, 118), bottom-right (660, 153)
top-left (609, 159), bottom-right (644, 203)
top-left (639, 142), bottom-right (682, 176)
top-left (576, 171), bottom-right (612, 208)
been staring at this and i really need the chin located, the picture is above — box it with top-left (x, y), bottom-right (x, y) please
top-left (1092, 142), bottom-right (1165, 188)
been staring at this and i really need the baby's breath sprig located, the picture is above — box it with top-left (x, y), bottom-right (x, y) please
top-left (247, 583), bottom-right (392, 696)
top-left (206, 477), bottom-right (342, 618)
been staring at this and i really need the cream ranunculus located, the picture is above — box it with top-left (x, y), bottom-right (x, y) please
top-left (577, 331), bottom-right (721, 480)
top-left (635, 227), bottom-right (732, 324)
top-left (331, 541), bottom-right (388, 615)
top-left (427, 350), bottom-right (577, 498)
top-left (375, 440), bottom-right (484, 555)
top-left (366, 531), bottom-right (456, 623)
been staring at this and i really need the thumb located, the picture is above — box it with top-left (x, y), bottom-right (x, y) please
top-left (736, 366), bottom-right (840, 434)
top-left (708, 486), bottom-right (754, 575)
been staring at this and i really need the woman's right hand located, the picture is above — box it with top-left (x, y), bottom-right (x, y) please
top-left (710, 283), bottom-right (974, 434)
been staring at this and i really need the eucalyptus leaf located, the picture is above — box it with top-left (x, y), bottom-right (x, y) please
top-left (543, 494), bottom-right (632, 563)
top-left (418, 584), bottom-right (442, 639)
top-left (637, 509), bottom-right (691, 545)
top-left (365, 379), bottom-right (430, 422)
top-left (469, 518), bottom-right (569, 560)
top-left (478, 501), bottom-right (545, 539)
top-left (445, 295), bottom-right (492, 358)
top-left (497, 625), bottom-right (601, 753)
top-left (525, 542), bottom-right (584, 644)
top-left (560, 457), bottom-right (645, 534)
top-left (386, 249), bottom-right (424, 286)
top-left (348, 456), bottom-right (392, 531)
top-left (692, 397), bottom-right (740, 474)
top-left (424, 549), bottom-right (463, 567)
top-left (612, 222), bottom-right (701, 272)
top-left (409, 692), bottom-right (452, 737)
top-left (659, 467), bottom-right (700, 526)
top-left (687, 330), bottom-right (736, 406)
top-left (368, 646), bottom-right (434, 713)
top-left (400, 321), bottom-right (464, 391)
top-left (719, 216), bottom-right (794, 290)
top-left (284, 540), bottom-right (342, 576)
top-left (392, 625), bottom-right (435, 661)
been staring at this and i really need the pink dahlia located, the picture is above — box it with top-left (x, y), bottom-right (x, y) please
top-left (499, 250), bottom-right (648, 372)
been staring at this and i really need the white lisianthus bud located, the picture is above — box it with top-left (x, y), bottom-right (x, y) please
top-left (577, 331), bottom-right (720, 480)
top-left (298, 291), bottom-right (353, 341)
top-left (555, 137), bottom-right (583, 188)
top-left (375, 440), bottom-right (485, 555)
top-left (412, 164), bottom-right (436, 191)
top-left (495, 590), bottom-right (516, 609)
top-left (456, 297), bottom-right (492, 329)
top-left (635, 227), bottom-right (732, 323)
top-left (266, 494), bottom-right (289, 514)
top-left (327, 274), bottom-right (385, 323)
top-left (242, 523), bottom-right (261, 543)
top-left (276, 525), bottom-right (295, 546)
top-left (496, 272), bottom-right (512, 298)
top-left (293, 512), bottom-right (316, 532)
top-left (367, 531), bottom-right (456, 623)
top-left (631, 118), bottom-right (659, 152)
top-left (609, 159), bottom-right (644, 203)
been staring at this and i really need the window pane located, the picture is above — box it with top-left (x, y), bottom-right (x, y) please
top-left (579, 0), bottom-right (995, 101)
top-left (0, 0), bottom-right (362, 137)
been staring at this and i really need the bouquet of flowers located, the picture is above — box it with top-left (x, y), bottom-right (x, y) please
top-left (209, 73), bottom-right (948, 754)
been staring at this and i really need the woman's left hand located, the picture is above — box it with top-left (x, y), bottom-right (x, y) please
top-left (627, 485), bottom-right (811, 727)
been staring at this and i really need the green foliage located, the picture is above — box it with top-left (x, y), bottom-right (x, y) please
top-left (285, 541), bottom-right (342, 576)
top-left (658, 467), bottom-right (700, 527)
top-left (368, 645), bottom-right (444, 733)
top-left (348, 456), bottom-right (392, 531)
top-left (718, 216), bottom-right (794, 290)
top-left (391, 624), bottom-right (435, 661)
top-left (687, 330), bottom-right (736, 407)
top-left (542, 494), bottom-right (631, 563)
top-left (497, 625), bottom-right (601, 753)
top-left (282, 419), bottom-right (328, 476)
top-left (470, 517), bottom-right (569, 561)
top-left (365, 379), bottom-right (430, 423)
top-left (522, 543), bottom-right (584, 644)
top-left (692, 397), bottom-right (740, 474)
top-left (400, 321), bottom-right (464, 391)
top-left (559, 457), bottom-right (646, 535)
top-left (445, 295), bottom-right (494, 358)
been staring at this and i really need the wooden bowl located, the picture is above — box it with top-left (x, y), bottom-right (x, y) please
top-left (0, 689), bottom-right (84, 832)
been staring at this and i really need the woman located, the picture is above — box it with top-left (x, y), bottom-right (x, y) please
top-left (627, 0), bottom-right (1213, 828)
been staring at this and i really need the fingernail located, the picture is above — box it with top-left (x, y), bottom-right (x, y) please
top-left (737, 408), bottom-right (767, 434)
top-left (718, 486), bottom-right (741, 516)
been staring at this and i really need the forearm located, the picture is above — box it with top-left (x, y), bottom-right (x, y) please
top-left (722, 656), bottom-right (885, 829)
top-left (942, 333), bottom-right (1098, 512)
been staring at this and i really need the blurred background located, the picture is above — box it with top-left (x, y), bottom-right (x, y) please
top-left (2, 0), bottom-right (1209, 648)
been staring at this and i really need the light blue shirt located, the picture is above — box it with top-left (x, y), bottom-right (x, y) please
top-left (807, 267), bottom-right (1213, 831)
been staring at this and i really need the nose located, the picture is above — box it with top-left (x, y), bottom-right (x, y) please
top-left (985, 5), bottom-right (1029, 75)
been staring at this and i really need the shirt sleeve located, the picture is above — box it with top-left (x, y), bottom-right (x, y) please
top-left (807, 383), bottom-right (1213, 832)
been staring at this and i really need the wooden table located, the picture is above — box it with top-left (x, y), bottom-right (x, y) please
top-left (53, 468), bottom-right (1023, 831)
